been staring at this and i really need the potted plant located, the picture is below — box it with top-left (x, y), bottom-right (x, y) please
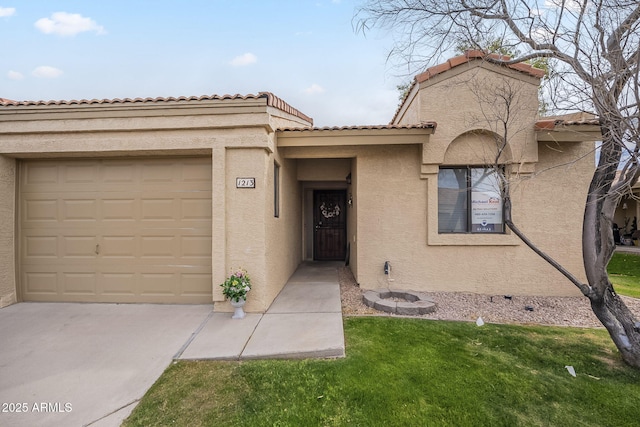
top-left (220, 268), bottom-right (251, 319)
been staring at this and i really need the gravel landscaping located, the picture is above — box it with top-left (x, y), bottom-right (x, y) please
top-left (339, 267), bottom-right (640, 328)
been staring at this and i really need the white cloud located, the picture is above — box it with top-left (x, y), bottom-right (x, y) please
top-left (303, 83), bottom-right (325, 95)
top-left (0, 7), bottom-right (15, 17)
top-left (35, 12), bottom-right (105, 36)
top-left (32, 66), bottom-right (63, 78)
top-left (544, 0), bottom-right (582, 11)
top-left (7, 70), bottom-right (23, 80)
top-left (230, 52), bottom-right (257, 67)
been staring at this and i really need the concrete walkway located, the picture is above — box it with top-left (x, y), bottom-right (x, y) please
top-left (179, 261), bottom-right (345, 360)
top-left (616, 245), bottom-right (640, 254)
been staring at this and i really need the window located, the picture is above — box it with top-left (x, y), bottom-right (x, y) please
top-left (274, 162), bottom-right (280, 218)
top-left (438, 167), bottom-right (504, 233)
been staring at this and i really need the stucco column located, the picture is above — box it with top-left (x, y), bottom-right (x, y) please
top-left (0, 155), bottom-right (16, 308)
top-left (211, 148), bottom-right (226, 302)
top-left (223, 147), bottom-right (268, 312)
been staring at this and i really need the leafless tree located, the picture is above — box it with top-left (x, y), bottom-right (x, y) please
top-left (356, 0), bottom-right (640, 367)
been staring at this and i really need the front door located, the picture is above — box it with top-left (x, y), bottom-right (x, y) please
top-left (313, 190), bottom-right (347, 261)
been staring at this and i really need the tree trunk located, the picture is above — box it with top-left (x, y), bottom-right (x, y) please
top-left (582, 120), bottom-right (640, 367)
top-left (590, 284), bottom-right (640, 367)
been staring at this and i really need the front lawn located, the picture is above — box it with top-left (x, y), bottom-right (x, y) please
top-left (123, 317), bottom-right (640, 427)
top-left (608, 252), bottom-right (640, 298)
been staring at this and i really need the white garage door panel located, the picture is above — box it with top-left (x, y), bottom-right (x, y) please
top-left (20, 157), bottom-right (213, 303)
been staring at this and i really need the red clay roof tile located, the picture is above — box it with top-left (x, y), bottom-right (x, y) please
top-left (260, 92), bottom-right (313, 124)
top-left (415, 50), bottom-right (546, 83)
top-left (534, 118), bottom-right (600, 130)
top-left (448, 54), bottom-right (471, 68)
top-left (510, 62), bottom-right (546, 78)
top-left (0, 92), bottom-right (313, 125)
top-left (278, 122), bottom-right (437, 132)
top-left (534, 119), bottom-right (558, 130)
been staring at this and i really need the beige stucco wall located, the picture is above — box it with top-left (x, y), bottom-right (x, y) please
top-left (347, 157), bottom-right (358, 276)
top-left (223, 148), bottom-right (269, 311)
top-left (0, 155), bottom-right (16, 307)
top-left (297, 158), bottom-right (351, 181)
top-left (398, 64), bottom-right (540, 169)
top-left (351, 142), bottom-right (589, 296)
top-left (354, 145), bottom-right (429, 288)
top-left (513, 141), bottom-right (592, 286)
top-left (263, 152), bottom-right (302, 309)
top-left (221, 145), bottom-right (304, 313)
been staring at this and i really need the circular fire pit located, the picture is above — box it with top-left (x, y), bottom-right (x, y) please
top-left (363, 289), bottom-right (436, 315)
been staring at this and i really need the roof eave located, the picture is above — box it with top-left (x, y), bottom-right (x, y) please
top-left (277, 123), bottom-right (436, 148)
top-left (535, 121), bottom-right (602, 143)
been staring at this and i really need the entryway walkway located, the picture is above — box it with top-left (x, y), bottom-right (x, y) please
top-left (616, 245), bottom-right (640, 254)
top-left (178, 261), bottom-right (345, 360)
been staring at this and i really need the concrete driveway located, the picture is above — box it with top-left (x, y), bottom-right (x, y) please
top-left (0, 302), bottom-right (212, 427)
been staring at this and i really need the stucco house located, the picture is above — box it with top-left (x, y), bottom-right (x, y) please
top-left (0, 51), bottom-right (601, 312)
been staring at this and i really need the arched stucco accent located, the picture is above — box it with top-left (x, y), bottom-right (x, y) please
top-left (443, 129), bottom-right (512, 165)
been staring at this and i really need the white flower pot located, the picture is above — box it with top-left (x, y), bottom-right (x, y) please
top-left (230, 298), bottom-right (246, 319)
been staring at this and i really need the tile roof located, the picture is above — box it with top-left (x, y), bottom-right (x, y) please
top-left (534, 118), bottom-right (601, 130)
top-left (0, 92), bottom-right (313, 124)
top-left (415, 50), bottom-right (547, 83)
top-left (278, 123), bottom-right (437, 132)
top-left (535, 112), bottom-right (600, 129)
top-left (260, 92), bottom-right (313, 124)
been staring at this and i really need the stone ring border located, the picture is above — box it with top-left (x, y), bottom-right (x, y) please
top-left (363, 289), bottom-right (437, 315)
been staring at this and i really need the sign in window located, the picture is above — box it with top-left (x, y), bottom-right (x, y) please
top-left (438, 167), bottom-right (504, 234)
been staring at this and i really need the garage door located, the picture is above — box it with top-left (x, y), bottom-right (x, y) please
top-left (19, 157), bottom-right (212, 303)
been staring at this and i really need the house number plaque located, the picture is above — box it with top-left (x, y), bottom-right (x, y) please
top-left (236, 177), bottom-right (256, 188)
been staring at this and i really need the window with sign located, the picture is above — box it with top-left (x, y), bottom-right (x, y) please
top-left (437, 167), bottom-right (504, 234)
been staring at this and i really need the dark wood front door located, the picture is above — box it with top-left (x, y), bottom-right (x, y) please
top-left (313, 190), bottom-right (347, 261)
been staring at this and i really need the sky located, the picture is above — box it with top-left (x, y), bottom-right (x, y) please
top-left (0, 1), bottom-right (407, 127)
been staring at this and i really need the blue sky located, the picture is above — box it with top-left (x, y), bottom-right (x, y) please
top-left (0, 1), bottom-right (405, 126)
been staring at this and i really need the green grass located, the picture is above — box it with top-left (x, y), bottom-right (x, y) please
top-left (608, 252), bottom-right (640, 298)
top-left (123, 317), bottom-right (640, 427)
